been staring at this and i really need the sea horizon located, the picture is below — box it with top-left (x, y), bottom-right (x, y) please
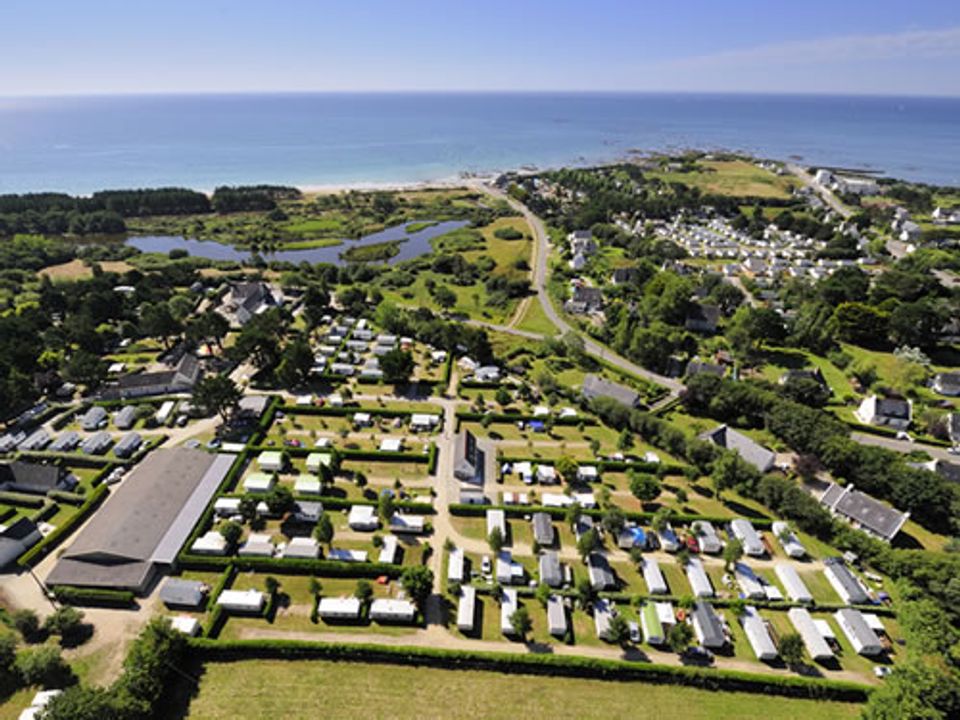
top-left (1, 91), bottom-right (958, 194)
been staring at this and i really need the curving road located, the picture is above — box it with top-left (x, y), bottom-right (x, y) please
top-left (473, 183), bottom-right (684, 404)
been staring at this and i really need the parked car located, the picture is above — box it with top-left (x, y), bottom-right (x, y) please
top-left (683, 646), bottom-right (714, 663)
top-left (481, 555), bottom-right (492, 575)
top-left (628, 621), bottom-right (641, 644)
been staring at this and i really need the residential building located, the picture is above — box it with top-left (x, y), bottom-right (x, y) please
top-left (685, 558), bottom-right (714, 598)
top-left (581, 374), bottom-right (639, 408)
top-left (547, 595), bottom-right (568, 637)
top-left (835, 608), bottom-right (883, 656)
top-left (564, 285), bottom-right (603, 314)
top-left (0, 461), bottom-right (74, 495)
top-left (820, 483), bottom-right (908, 542)
top-left (453, 430), bottom-right (494, 485)
top-left (932, 372), bottom-right (960, 396)
top-left (855, 395), bottom-right (912, 430)
top-left (823, 558), bottom-right (870, 605)
top-left (772, 521), bottom-right (806, 558)
top-left (699, 426), bottom-right (775, 473)
top-left (539, 551), bottom-right (563, 588)
top-left (741, 606), bottom-right (778, 661)
top-left (775, 563), bottom-right (813, 604)
top-left (218, 281), bottom-right (282, 326)
top-left (106, 354), bottom-right (202, 400)
top-left (788, 608), bottom-right (834, 662)
top-left (692, 602), bottom-right (726, 649)
top-left (0, 518), bottom-right (42, 568)
top-left (586, 552), bottom-right (616, 590)
top-left (531, 512), bottom-right (555, 546)
top-left (729, 519), bottom-right (766, 557)
top-left (500, 588), bottom-right (519, 636)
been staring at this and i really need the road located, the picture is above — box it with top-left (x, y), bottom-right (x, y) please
top-left (784, 163), bottom-right (853, 219)
top-left (473, 182), bottom-right (685, 405)
top-left (851, 432), bottom-right (959, 463)
top-left (727, 275), bottom-right (759, 308)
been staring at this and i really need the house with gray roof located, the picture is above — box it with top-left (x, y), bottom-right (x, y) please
top-left (564, 286), bottom-right (604, 315)
top-left (114, 405), bottom-right (138, 430)
top-left (581, 374), bottom-right (639, 408)
top-left (219, 281), bottom-right (282, 326)
top-left (933, 372), bottom-right (960, 397)
top-left (855, 395), bottom-right (912, 430)
top-left (0, 518), bottom-right (42, 568)
top-left (539, 551), bottom-right (563, 588)
top-left (685, 303), bottom-right (721, 333)
top-left (453, 430), bottom-right (494, 485)
top-left (81, 432), bottom-right (113, 456)
top-left (113, 432), bottom-right (143, 459)
top-left (820, 482), bottom-right (908, 542)
top-left (159, 578), bottom-right (206, 609)
top-left (531, 512), bottom-right (555, 546)
top-left (106, 354), bottom-right (202, 400)
top-left (46, 449), bottom-right (234, 593)
top-left (823, 557), bottom-right (870, 605)
top-left (586, 552), bottom-right (616, 590)
top-left (691, 602), bottom-right (726, 649)
top-left (699, 425), bottom-right (775, 473)
top-left (81, 406), bottom-right (108, 431)
top-left (0, 461), bottom-right (74, 495)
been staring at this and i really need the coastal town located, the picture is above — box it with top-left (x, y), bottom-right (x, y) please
top-left (0, 153), bottom-right (957, 719)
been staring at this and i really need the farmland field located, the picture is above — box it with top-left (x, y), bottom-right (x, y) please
top-left (171, 658), bottom-right (862, 720)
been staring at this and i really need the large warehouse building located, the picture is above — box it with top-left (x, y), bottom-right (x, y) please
top-left (45, 448), bottom-right (234, 594)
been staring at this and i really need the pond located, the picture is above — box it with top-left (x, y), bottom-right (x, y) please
top-left (124, 219), bottom-right (468, 265)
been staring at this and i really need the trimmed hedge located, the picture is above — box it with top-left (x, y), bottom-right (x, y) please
top-left (203, 564), bottom-right (237, 638)
top-left (0, 507), bottom-right (17, 524)
top-left (177, 555), bottom-right (405, 579)
top-left (47, 490), bottom-right (86, 506)
top-left (250, 445), bottom-right (431, 465)
top-left (277, 405), bottom-right (425, 420)
top-left (187, 639), bottom-right (870, 702)
top-left (30, 501), bottom-right (59, 524)
top-left (52, 585), bottom-right (135, 608)
top-left (427, 443), bottom-right (438, 475)
top-left (19, 483), bottom-right (109, 568)
top-left (15, 451), bottom-right (112, 469)
top-left (0, 491), bottom-right (44, 508)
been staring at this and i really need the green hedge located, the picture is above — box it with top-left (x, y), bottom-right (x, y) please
top-left (251, 445), bottom-right (431, 465)
top-left (0, 492), bottom-right (45, 508)
top-left (0, 507), bottom-right (16, 524)
top-left (30, 502), bottom-right (59, 524)
top-left (187, 639), bottom-right (870, 702)
top-left (19, 483), bottom-right (109, 568)
top-left (203, 564), bottom-right (237, 638)
top-left (47, 490), bottom-right (86, 506)
top-left (177, 555), bottom-right (405, 579)
top-left (427, 443), bottom-right (438, 475)
top-left (52, 585), bottom-right (135, 608)
top-left (16, 451), bottom-right (112, 469)
top-left (277, 405), bottom-right (423, 420)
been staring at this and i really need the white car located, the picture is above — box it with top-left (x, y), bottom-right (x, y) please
top-left (481, 555), bottom-right (491, 576)
top-left (874, 666), bottom-right (892, 678)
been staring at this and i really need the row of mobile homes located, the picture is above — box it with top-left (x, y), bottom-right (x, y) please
top-left (788, 607), bottom-right (834, 662)
top-left (587, 553), bottom-right (616, 591)
top-left (217, 589), bottom-right (265, 613)
top-left (686, 558), bottom-right (714, 598)
top-left (457, 586), bottom-right (477, 632)
top-left (501, 588), bottom-right (519, 636)
top-left (593, 598), bottom-right (615, 641)
top-left (772, 521), bottom-right (807, 558)
top-left (370, 599), bottom-right (416, 623)
top-left (692, 602), bottom-right (726, 649)
top-left (740, 606), bottom-right (778, 661)
top-left (824, 558), bottom-right (870, 605)
top-left (835, 608), bottom-right (883, 656)
top-left (318, 597), bottom-right (362, 620)
top-left (642, 557), bottom-right (668, 594)
top-left (448, 547), bottom-right (465, 584)
top-left (691, 520), bottom-right (723, 554)
top-left (379, 534), bottom-right (400, 565)
top-left (734, 562), bottom-right (765, 600)
top-left (539, 551), bottom-right (563, 588)
top-left (775, 563), bottom-right (813, 603)
top-left (547, 595), bottom-right (568, 637)
top-left (641, 602), bottom-right (665, 645)
top-left (729, 519), bottom-right (765, 557)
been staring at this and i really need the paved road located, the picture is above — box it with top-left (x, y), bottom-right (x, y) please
top-left (785, 163), bottom-right (853, 219)
top-left (727, 275), bottom-right (760, 308)
top-left (473, 183), bottom-right (684, 404)
top-left (851, 432), bottom-right (959, 463)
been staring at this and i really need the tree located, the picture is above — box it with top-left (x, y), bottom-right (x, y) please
top-left (264, 576), bottom-right (280, 597)
top-left (495, 386), bottom-right (511, 406)
top-left (14, 644), bottom-right (74, 687)
top-left (276, 337), bottom-right (314, 388)
top-left (193, 374), bottom-right (242, 422)
top-left (778, 632), bottom-right (805, 668)
top-left (432, 285), bottom-right (458, 310)
top-left (607, 614), bottom-right (632, 647)
top-left (488, 526), bottom-right (505, 555)
top-left (535, 583), bottom-right (551, 608)
top-left (218, 520), bottom-right (243, 547)
top-left (617, 428), bottom-right (634, 451)
top-left (575, 577), bottom-right (596, 610)
top-left (378, 492), bottom-right (396, 522)
top-left (723, 538), bottom-right (744, 572)
top-left (314, 512), bottom-right (334, 546)
top-left (601, 507), bottom-right (626, 536)
top-left (11, 609), bottom-right (40, 643)
top-left (576, 528), bottom-right (601, 561)
top-left (38, 685), bottom-right (116, 720)
top-left (381, 348), bottom-right (415, 384)
top-left (43, 607), bottom-right (86, 647)
top-left (862, 660), bottom-right (960, 720)
top-left (565, 501), bottom-right (582, 528)
top-left (400, 566), bottom-right (434, 611)
top-left (265, 485), bottom-right (294, 515)
top-left (830, 302), bottom-right (888, 347)
top-left (651, 507), bottom-right (673, 533)
top-left (354, 579), bottom-right (373, 603)
top-left (629, 472), bottom-right (661, 503)
top-left (509, 605), bottom-right (533, 641)
top-left (139, 303), bottom-right (181, 349)
top-left (727, 306), bottom-right (786, 354)
top-left (554, 456), bottom-right (579, 485)
top-left (61, 349), bottom-right (106, 389)
top-left (667, 622), bottom-right (694, 654)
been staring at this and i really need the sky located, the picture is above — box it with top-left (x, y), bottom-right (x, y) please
top-left (2, 0), bottom-right (960, 96)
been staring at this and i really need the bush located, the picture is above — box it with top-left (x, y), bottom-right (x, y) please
top-left (51, 586), bottom-right (134, 609)
top-left (11, 609), bottom-right (41, 642)
top-left (14, 645), bottom-right (74, 687)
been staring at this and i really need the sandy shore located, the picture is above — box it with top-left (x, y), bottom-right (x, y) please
top-left (295, 174), bottom-right (493, 195)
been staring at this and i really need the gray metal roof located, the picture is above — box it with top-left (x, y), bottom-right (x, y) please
top-left (159, 578), bottom-right (206, 608)
top-left (46, 449), bottom-right (233, 591)
top-left (587, 552), bottom-right (616, 590)
top-left (692, 602), bottom-right (725, 648)
top-left (699, 425), bottom-right (775, 472)
top-left (823, 558), bottom-right (870, 604)
top-left (820, 483), bottom-right (908, 541)
top-left (532, 512), bottom-right (555, 546)
top-left (539, 551), bottom-right (563, 587)
top-left (581, 374), bottom-right (639, 408)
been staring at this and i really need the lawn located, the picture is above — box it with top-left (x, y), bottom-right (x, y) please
top-left (647, 160), bottom-right (799, 200)
top-left (514, 298), bottom-right (557, 336)
top-left (172, 658), bottom-right (863, 720)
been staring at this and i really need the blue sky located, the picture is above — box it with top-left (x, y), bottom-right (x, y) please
top-left (2, 0), bottom-right (959, 96)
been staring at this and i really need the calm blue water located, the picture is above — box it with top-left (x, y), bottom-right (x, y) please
top-left (126, 219), bottom-right (467, 265)
top-left (0, 93), bottom-right (958, 193)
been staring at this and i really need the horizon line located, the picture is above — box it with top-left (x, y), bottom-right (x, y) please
top-left (2, 88), bottom-right (960, 101)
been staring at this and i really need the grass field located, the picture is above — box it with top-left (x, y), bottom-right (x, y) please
top-left (514, 298), bottom-right (557, 336)
top-left (172, 659), bottom-right (862, 720)
top-left (647, 160), bottom-right (799, 200)
top-left (39, 258), bottom-right (134, 280)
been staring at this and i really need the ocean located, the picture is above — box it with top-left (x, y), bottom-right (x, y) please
top-left (0, 92), bottom-right (958, 194)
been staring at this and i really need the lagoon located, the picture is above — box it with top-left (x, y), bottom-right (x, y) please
top-left (125, 219), bottom-right (468, 265)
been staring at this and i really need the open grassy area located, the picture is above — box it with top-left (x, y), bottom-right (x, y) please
top-left (172, 658), bottom-right (862, 720)
top-left (514, 298), bottom-right (557, 336)
top-left (647, 160), bottom-right (799, 200)
top-left (39, 258), bottom-right (134, 281)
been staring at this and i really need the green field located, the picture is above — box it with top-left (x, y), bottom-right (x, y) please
top-left (172, 659), bottom-right (862, 720)
top-left (647, 160), bottom-right (799, 200)
top-left (514, 298), bottom-right (557, 336)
